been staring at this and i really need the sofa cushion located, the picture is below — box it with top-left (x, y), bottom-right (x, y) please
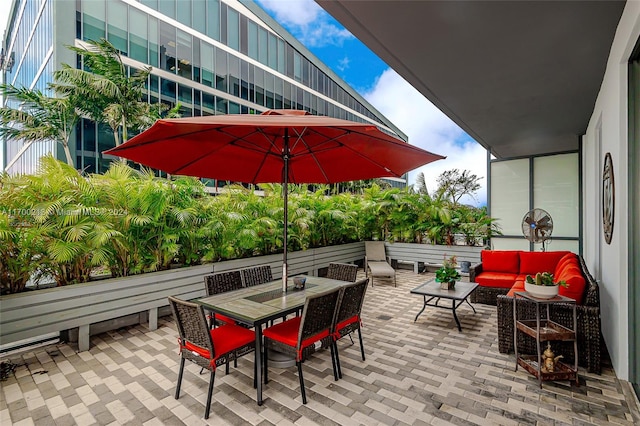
top-left (475, 272), bottom-right (519, 289)
top-left (557, 265), bottom-right (586, 304)
top-left (507, 279), bottom-right (525, 297)
top-left (554, 252), bottom-right (577, 277)
top-left (519, 251), bottom-right (570, 275)
top-left (481, 250), bottom-right (520, 273)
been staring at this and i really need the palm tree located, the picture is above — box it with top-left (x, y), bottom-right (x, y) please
top-left (52, 38), bottom-right (156, 147)
top-left (0, 84), bottom-right (79, 167)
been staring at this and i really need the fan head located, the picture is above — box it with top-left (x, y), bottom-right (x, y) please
top-left (522, 208), bottom-right (553, 243)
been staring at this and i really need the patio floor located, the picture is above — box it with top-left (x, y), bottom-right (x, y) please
top-left (1, 269), bottom-right (639, 425)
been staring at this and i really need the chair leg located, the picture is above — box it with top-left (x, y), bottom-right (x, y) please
top-left (175, 358), bottom-right (185, 399)
top-left (330, 342), bottom-right (339, 381)
top-left (204, 371), bottom-right (215, 419)
top-left (332, 341), bottom-right (342, 380)
top-left (357, 327), bottom-right (365, 361)
top-left (225, 358), bottom-right (230, 375)
top-left (253, 357), bottom-right (257, 389)
top-left (297, 361), bottom-right (307, 404)
top-left (263, 343), bottom-right (269, 384)
top-left (348, 333), bottom-right (355, 345)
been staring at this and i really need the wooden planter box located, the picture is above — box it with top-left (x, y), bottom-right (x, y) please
top-left (0, 241), bottom-right (481, 352)
top-left (0, 242), bottom-right (365, 352)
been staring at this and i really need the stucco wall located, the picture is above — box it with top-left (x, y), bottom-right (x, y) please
top-left (583, 1), bottom-right (640, 380)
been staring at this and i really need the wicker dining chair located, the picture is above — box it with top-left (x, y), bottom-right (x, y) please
top-left (262, 288), bottom-right (342, 404)
top-left (203, 270), bottom-right (243, 327)
top-left (326, 263), bottom-right (358, 282)
top-left (332, 278), bottom-right (369, 378)
top-left (168, 296), bottom-right (255, 419)
top-left (241, 265), bottom-right (273, 287)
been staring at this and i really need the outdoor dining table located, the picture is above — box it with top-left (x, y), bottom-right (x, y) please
top-left (196, 275), bottom-right (347, 405)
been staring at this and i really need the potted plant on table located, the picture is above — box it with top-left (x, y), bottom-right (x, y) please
top-left (524, 272), bottom-right (568, 299)
top-left (435, 255), bottom-right (461, 290)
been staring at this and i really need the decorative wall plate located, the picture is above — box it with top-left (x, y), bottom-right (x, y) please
top-left (602, 152), bottom-right (614, 244)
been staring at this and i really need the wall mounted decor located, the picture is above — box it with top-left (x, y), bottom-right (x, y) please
top-left (602, 152), bottom-right (614, 244)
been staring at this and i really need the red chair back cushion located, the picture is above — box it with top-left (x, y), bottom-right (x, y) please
top-left (481, 250), bottom-right (520, 273)
top-left (519, 251), bottom-right (570, 275)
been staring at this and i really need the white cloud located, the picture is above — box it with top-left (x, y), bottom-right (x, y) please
top-left (256, 0), bottom-right (353, 47)
top-left (336, 57), bottom-right (350, 72)
top-left (364, 69), bottom-right (488, 206)
top-left (257, 0), bottom-right (320, 26)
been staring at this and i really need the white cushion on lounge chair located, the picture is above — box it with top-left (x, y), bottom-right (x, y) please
top-left (364, 241), bottom-right (396, 286)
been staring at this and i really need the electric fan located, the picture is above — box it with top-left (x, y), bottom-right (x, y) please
top-left (522, 208), bottom-right (553, 251)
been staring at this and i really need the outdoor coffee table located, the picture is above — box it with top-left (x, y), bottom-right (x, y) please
top-left (411, 280), bottom-right (479, 331)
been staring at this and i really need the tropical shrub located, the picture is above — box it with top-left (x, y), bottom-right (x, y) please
top-left (0, 158), bottom-right (499, 293)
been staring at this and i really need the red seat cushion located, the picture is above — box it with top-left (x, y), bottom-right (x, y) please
top-left (519, 251), bottom-right (570, 275)
top-left (507, 280), bottom-right (526, 297)
top-left (481, 250), bottom-right (520, 273)
top-left (336, 315), bottom-right (359, 332)
top-left (183, 324), bottom-right (254, 363)
top-left (263, 317), bottom-right (330, 353)
top-left (475, 272), bottom-right (519, 289)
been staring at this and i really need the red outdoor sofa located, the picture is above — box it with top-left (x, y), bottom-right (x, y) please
top-left (470, 250), bottom-right (603, 373)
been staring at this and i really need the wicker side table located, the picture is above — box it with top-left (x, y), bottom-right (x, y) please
top-left (513, 291), bottom-right (579, 388)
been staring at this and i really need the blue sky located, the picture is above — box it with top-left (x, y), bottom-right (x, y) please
top-left (256, 0), bottom-right (487, 206)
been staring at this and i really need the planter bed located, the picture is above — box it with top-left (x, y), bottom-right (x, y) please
top-left (0, 242), bottom-right (365, 352)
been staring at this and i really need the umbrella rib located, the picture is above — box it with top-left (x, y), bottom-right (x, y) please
top-left (248, 128), bottom-right (287, 183)
top-left (170, 127), bottom-right (280, 178)
top-left (290, 127), bottom-right (404, 178)
top-left (290, 127), bottom-right (331, 182)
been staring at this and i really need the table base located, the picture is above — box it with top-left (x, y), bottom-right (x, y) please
top-left (414, 296), bottom-right (477, 331)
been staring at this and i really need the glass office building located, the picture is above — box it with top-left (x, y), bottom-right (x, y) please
top-left (1, 0), bottom-right (408, 187)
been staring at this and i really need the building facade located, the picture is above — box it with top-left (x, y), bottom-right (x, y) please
top-left (1, 0), bottom-right (407, 187)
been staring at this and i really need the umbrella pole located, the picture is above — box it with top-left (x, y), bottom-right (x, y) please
top-left (282, 129), bottom-right (289, 293)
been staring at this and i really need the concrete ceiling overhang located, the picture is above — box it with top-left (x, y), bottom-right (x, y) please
top-left (317, 0), bottom-right (626, 159)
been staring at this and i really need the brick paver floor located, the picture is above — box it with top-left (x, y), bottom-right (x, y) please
top-left (1, 269), bottom-right (639, 425)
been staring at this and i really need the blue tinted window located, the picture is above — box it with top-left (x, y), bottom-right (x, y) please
top-left (83, 0), bottom-right (105, 41)
top-left (227, 8), bottom-right (239, 51)
top-left (129, 8), bottom-right (147, 62)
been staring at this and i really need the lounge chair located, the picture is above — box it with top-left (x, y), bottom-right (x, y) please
top-left (364, 241), bottom-right (396, 286)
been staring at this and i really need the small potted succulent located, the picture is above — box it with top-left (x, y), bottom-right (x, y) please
top-left (524, 272), bottom-right (568, 299)
top-left (435, 255), bottom-right (461, 290)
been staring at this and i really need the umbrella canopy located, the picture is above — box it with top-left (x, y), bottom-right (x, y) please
top-left (105, 110), bottom-right (445, 290)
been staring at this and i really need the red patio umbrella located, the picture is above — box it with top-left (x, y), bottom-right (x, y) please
top-left (105, 110), bottom-right (444, 291)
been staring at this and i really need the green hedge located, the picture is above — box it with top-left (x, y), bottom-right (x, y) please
top-left (0, 157), bottom-right (497, 293)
